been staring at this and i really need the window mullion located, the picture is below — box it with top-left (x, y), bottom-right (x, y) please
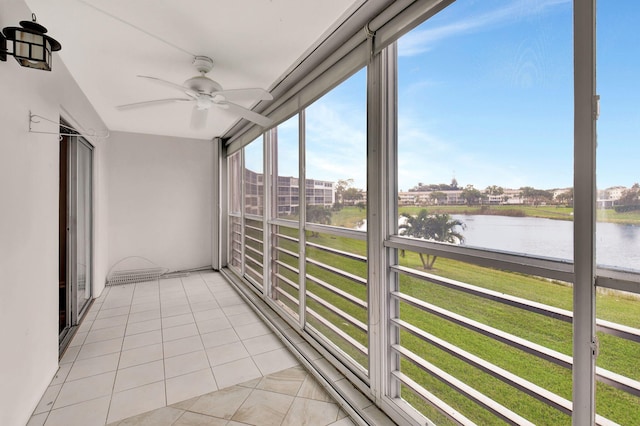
top-left (573, 0), bottom-right (597, 424)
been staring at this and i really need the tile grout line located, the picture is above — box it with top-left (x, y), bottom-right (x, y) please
top-left (104, 281), bottom-right (135, 425)
top-left (106, 280), bottom-right (153, 425)
top-left (157, 278), bottom-right (169, 419)
top-left (181, 273), bottom-right (221, 393)
top-left (44, 285), bottom-right (117, 425)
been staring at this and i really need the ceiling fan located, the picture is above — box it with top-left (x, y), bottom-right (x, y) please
top-left (117, 56), bottom-right (274, 129)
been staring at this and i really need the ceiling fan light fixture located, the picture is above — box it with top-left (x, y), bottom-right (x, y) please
top-left (195, 96), bottom-right (212, 110)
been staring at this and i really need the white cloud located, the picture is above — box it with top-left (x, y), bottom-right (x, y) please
top-left (396, 114), bottom-right (456, 189)
top-left (304, 101), bottom-right (367, 188)
top-left (398, 0), bottom-right (570, 57)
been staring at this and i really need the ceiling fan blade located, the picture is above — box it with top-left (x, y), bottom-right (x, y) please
top-left (137, 75), bottom-right (199, 97)
top-left (116, 98), bottom-right (192, 110)
top-left (221, 101), bottom-right (274, 128)
top-left (190, 106), bottom-right (209, 130)
top-left (213, 88), bottom-right (273, 102)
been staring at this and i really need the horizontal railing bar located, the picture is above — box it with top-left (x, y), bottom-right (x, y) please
top-left (244, 265), bottom-right (263, 284)
top-left (386, 236), bottom-right (573, 282)
top-left (307, 307), bottom-right (368, 357)
top-left (596, 367), bottom-right (640, 399)
top-left (269, 218), bottom-right (299, 228)
top-left (596, 319), bottom-right (640, 344)
top-left (245, 223), bottom-right (263, 233)
top-left (393, 318), bottom-right (573, 415)
top-left (228, 263), bottom-right (241, 275)
top-left (596, 414), bottom-right (626, 426)
top-left (245, 244), bottom-right (263, 257)
top-left (274, 246), bottom-right (299, 260)
top-left (244, 254), bottom-right (263, 271)
top-left (307, 258), bottom-right (367, 287)
top-left (306, 273), bottom-right (368, 310)
top-left (306, 222), bottom-right (367, 241)
top-left (274, 259), bottom-right (299, 275)
top-left (245, 213), bottom-right (263, 222)
top-left (391, 371), bottom-right (476, 426)
top-left (273, 232), bottom-right (300, 244)
top-left (392, 344), bottom-right (536, 426)
top-left (596, 267), bottom-right (640, 295)
top-left (244, 234), bottom-right (263, 245)
top-left (392, 264), bottom-right (573, 323)
top-left (305, 324), bottom-right (370, 379)
top-left (245, 254), bottom-right (263, 269)
top-left (307, 290), bottom-right (368, 334)
top-left (306, 241), bottom-right (367, 263)
top-left (274, 272), bottom-right (300, 291)
top-left (393, 291), bottom-right (640, 398)
top-left (273, 285), bottom-right (299, 306)
top-left (393, 265), bottom-right (640, 344)
top-left (392, 291), bottom-right (573, 369)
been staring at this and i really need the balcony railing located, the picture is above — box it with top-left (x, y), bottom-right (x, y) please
top-left (229, 217), bottom-right (640, 425)
top-left (386, 238), bottom-right (640, 425)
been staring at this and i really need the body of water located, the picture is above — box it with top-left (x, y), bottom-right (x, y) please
top-left (357, 215), bottom-right (640, 270)
top-left (453, 215), bottom-right (640, 270)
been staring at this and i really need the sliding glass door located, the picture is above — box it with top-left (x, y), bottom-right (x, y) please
top-left (59, 127), bottom-right (93, 350)
top-left (73, 138), bottom-right (93, 318)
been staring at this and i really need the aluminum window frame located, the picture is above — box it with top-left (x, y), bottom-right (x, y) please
top-left (217, 0), bottom-right (633, 424)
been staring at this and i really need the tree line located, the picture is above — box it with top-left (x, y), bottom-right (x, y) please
top-left (615, 183), bottom-right (640, 212)
top-left (410, 181), bottom-right (574, 206)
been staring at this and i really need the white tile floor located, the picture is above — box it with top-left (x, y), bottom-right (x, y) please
top-left (107, 365), bottom-right (355, 426)
top-left (27, 271), bottom-right (305, 426)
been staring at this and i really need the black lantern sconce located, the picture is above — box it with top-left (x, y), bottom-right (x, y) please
top-left (1, 13), bottom-right (62, 71)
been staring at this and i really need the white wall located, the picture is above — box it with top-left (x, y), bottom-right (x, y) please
top-left (106, 131), bottom-right (213, 275)
top-left (0, 2), bottom-right (109, 425)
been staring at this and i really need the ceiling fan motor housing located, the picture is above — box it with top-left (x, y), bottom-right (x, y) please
top-left (193, 55), bottom-right (214, 74)
top-left (184, 75), bottom-right (222, 94)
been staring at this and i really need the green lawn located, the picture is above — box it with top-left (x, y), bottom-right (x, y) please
top-left (265, 213), bottom-right (640, 424)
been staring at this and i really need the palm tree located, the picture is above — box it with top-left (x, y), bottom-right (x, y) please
top-left (399, 209), bottom-right (465, 270)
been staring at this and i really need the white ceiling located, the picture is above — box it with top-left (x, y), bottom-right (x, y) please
top-left (23, 0), bottom-right (363, 140)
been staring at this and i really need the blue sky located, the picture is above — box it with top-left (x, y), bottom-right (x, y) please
top-left (256, 0), bottom-right (640, 192)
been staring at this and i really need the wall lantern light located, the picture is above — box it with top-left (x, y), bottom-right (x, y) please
top-left (1, 14), bottom-right (61, 71)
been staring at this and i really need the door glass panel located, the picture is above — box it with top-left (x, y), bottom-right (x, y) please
top-left (595, 2), bottom-right (640, 424)
top-left (395, 1), bottom-right (574, 424)
top-left (244, 138), bottom-right (264, 288)
top-left (244, 138), bottom-right (264, 216)
top-left (304, 69), bottom-right (369, 373)
top-left (275, 115), bottom-right (299, 219)
top-left (76, 140), bottom-right (92, 315)
top-left (397, 0), bottom-right (573, 261)
top-left (228, 151), bottom-right (243, 271)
